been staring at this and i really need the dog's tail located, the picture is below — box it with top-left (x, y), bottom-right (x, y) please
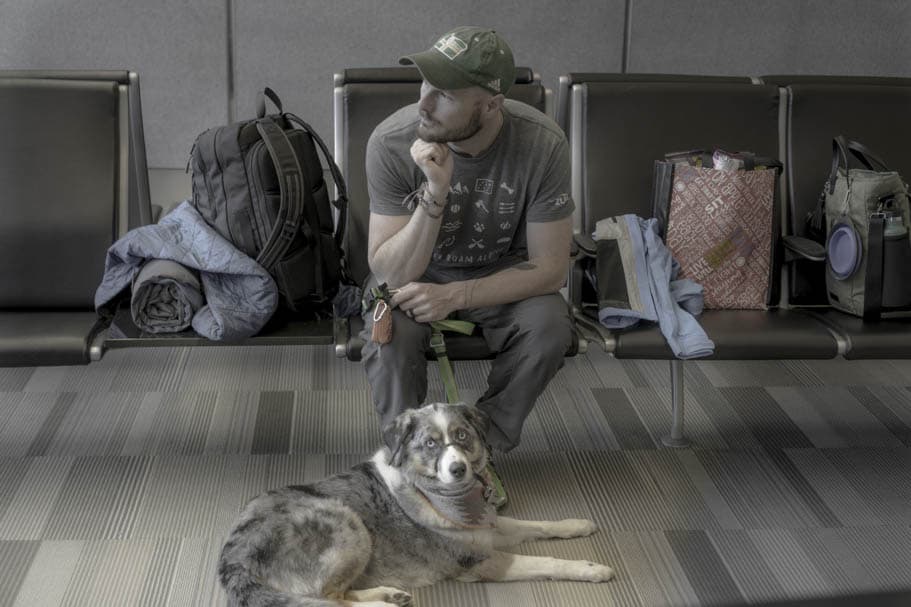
top-left (219, 562), bottom-right (347, 607)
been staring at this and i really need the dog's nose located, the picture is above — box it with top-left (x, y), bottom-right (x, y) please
top-left (449, 461), bottom-right (467, 479)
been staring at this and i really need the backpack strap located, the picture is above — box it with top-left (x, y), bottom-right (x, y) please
top-left (284, 112), bottom-right (352, 281)
top-left (256, 87), bottom-right (284, 118)
top-left (254, 118), bottom-right (308, 272)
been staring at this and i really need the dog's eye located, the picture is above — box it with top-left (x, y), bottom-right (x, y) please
top-left (425, 439), bottom-right (437, 448)
top-left (456, 430), bottom-right (468, 441)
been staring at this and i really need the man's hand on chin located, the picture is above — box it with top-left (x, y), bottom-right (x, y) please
top-left (410, 139), bottom-right (453, 199)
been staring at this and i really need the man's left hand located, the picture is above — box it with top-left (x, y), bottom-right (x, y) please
top-left (390, 282), bottom-right (464, 323)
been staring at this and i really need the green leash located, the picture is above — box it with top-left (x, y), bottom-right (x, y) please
top-left (363, 283), bottom-right (474, 404)
top-left (429, 319), bottom-right (475, 404)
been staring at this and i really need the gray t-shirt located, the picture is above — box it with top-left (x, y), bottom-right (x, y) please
top-left (366, 99), bottom-right (574, 283)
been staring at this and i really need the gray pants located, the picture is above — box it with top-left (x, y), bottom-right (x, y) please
top-left (361, 293), bottom-right (572, 452)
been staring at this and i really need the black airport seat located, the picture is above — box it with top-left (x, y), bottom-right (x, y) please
top-left (332, 66), bottom-right (577, 361)
top-left (98, 75), bottom-right (337, 350)
top-left (565, 75), bottom-right (838, 359)
top-left (773, 76), bottom-right (911, 358)
top-left (0, 71), bottom-right (151, 366)
top-left (563, 74), bottom-right (841, 445)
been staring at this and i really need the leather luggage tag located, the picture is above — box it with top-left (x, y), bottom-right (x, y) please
top-left (371, 299), bottom-right (393, 344)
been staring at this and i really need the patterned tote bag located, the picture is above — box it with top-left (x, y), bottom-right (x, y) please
top-left (652, 151), bottom-right (782, 309)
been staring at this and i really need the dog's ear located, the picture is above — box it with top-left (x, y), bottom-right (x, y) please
top-left (383, 410), bottom-right (416, 467)
top-left (455, 403), bottom-right (489, 442)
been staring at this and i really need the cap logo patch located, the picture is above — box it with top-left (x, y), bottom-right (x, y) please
top-left (487, 78), bottom-right (501, 92)
top-left (434, 34), bottom-right (468, 60)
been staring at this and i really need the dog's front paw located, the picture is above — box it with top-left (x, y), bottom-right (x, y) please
top-left (553, 518), bottom-right (598, 538)
top-left (580, 561), bottom-right (615, 583)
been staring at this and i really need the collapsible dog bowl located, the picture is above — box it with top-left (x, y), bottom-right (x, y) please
top-left (827, 222), bottom-right (862, 280)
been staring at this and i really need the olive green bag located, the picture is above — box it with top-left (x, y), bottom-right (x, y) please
top-left (817, 137), bottom-right (911, 319)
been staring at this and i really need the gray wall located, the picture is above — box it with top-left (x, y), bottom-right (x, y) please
top-left (2, 0), bottom-right (909, 174)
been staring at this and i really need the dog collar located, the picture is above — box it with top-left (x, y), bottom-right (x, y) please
top-left (413, 479), bottom-right (496, 529)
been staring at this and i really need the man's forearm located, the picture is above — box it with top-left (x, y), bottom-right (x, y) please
top-left (370, 204), bottom-right (444, 287)
top-left (455, 260), bottom-right (567, 310)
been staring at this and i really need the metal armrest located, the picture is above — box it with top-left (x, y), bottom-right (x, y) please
top-left (572, 306), bottom-right (616, 353)
top-left (573, 233), bottom-right (597, 257)
top-left (783, 235), bottom-right (826, 263)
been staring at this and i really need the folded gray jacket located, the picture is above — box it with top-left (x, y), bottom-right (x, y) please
top-left (95, 201), bottom-right (278, 341)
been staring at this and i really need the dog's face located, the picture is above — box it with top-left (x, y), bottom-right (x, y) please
top-left (383, 403), bottom-right (490, 488)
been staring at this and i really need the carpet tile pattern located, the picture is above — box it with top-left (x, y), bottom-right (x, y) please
top-left (0, 346), bottom-right (909, 605)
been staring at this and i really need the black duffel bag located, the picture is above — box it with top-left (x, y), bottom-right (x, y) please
top-left (189, 87), bottom-right (348, 315)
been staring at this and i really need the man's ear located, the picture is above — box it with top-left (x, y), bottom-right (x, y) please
top-left (383, 410), bottom-right (416, 467)
top-left (484, 93), bottom-right (505, 116)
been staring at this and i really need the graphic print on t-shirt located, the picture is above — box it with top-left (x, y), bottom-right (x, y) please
top-left (450, 182), bottom-right (470, 195)
top-left (432, 171), bottom-right (521, 267)
top-left (475, 179), bottom-right (494, 195)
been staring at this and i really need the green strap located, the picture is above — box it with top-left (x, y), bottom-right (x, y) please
top-left (429, 320), bottom-right (476, 404)
top-left (360, 281), bottom-right (475, 404)
top-left (430, 319), bottom-right (475, 336)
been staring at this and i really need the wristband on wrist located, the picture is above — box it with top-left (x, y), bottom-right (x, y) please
top-left (418, 196), bottom-right (444, 218)
top-left (417, 182), bottom-right (447, 218)
top-left (402, 183), bottom-right (448, 217)
top-left (420, 182), bottom-right (448, 208)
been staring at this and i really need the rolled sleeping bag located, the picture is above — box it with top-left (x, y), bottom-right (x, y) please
top-left (130, 259), bottom-right (204, 333)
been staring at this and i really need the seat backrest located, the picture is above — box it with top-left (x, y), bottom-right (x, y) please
top-left (776, 77), bottom-right (911, 304)
top-left (0, 70), bottom-right (152, 230)
top-left (569, 77), bottom-right (782, 235)
top-left (333, 66), bottom-right (547, 287)
top-left (568, 76), bottom-right (783, 309)
top-left (0, 73), bottom-right (139, 308)
top-left (555, 72), bottom-right (754, 137)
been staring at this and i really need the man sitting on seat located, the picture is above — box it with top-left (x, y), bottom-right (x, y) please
top-left (362, 26), bottom-right (574, 508)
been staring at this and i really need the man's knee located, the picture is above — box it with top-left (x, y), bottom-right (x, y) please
top-left (361, 309), bottom-right (431, 362)
top-left (511, 295), bottom-right (573, 355)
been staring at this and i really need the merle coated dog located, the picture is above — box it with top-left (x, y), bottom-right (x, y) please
top-left (219, 402), bottom-right (614, 606)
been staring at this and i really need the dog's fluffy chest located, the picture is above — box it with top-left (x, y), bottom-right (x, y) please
top-left (321, 459), bottom-right (493, 588)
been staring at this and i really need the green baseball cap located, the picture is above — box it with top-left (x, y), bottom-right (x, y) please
top-left (399, 26), bottom-right (515, 95)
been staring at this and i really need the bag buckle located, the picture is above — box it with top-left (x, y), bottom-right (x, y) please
top-left (281, 218), bottom-right (298, 240)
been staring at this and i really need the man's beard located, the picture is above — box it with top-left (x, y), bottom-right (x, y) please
top-left (417, 106), bottom-right (483, 143)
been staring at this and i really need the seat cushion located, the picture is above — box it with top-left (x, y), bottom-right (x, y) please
top-left (612, 309), bottom-right (838, 360)
top-left (0, 311), bottom-right (105, 366)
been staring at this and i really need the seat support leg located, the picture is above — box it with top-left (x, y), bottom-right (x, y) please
top-left (661, 359), bottom-right (690, 448)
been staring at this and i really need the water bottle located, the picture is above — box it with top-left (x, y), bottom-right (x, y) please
top-left (884, 212), bottom-right (907, 238)
top-left (880, 211), bottom-right (911, 307)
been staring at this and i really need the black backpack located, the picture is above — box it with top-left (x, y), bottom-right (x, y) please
top-left (189, 88), bottom-right (348, 315)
